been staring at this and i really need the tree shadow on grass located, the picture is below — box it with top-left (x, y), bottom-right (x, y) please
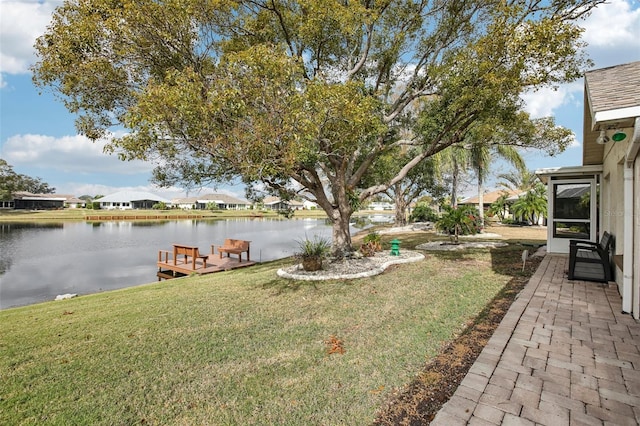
top-left (261, 278), bottom-right (320, 295)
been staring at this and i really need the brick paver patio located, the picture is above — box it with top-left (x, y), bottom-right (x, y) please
top-left (431, 255), bottom-right (640, 425)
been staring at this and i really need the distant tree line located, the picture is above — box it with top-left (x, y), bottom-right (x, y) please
top-left (0, 159), bottom-right (55, 200)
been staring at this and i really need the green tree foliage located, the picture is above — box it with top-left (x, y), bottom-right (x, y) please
top-left (432, 147), bottom-right (471, 209)
top-left (33, 0), bottom-right (603, 255)
top-left (0, 159), bottom-right (55, 200)
top-left (497, 168), bottom-right (540, 193)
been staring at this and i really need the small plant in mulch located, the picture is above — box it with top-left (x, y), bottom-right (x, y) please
top-left (324, 335), bottom-right (345, 355)
top-left (295, 235), bottom-right (331, 271)
top-left (360, 231), bottom-right (382, 257)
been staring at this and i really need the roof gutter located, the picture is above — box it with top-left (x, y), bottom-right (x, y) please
top-left (595, 106), bottom-right (640, 127)
top-left (625, 117), bottom-right (640, 167)
top-left (623, 117), bottom-right (640, 318)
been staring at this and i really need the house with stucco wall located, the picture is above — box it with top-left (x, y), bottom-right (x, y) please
top-left (172, 193), bottom-right (251, 210)
top-left (98, 191), bottom-right (171, 210)
top-left (537, 60), bottom-right (640, 319)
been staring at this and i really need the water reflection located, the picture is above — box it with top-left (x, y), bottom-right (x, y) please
top-left (0, 218), bottom-right (338, 309)
top-left (350, 213), bottom-right (394, 229)
top-left (0, 222), bottom-right (65, 274)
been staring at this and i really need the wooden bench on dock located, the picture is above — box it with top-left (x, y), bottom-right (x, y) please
top-left (216, 239), bottom-right (251, 262)
top-left (173, 244), bottom-right (209, 269)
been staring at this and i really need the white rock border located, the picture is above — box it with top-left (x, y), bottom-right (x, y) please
top-left (415, 241), bottom-right (508, 251)
top-left (277, 251), bottom-right (425, 281)
top-left (55, 293), bottom-right (78, 301)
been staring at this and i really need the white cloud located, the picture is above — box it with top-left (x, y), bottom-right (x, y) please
top-left (567, 133), bottom-right (581, 148)
top-left (55, 182), bottom-right (245, 200)
top-left (0, 1), bottom-right (61, 75)
top-left (521, 0), bottom-right (640, 123)
top-left (2, 132), bottom-right (155, 175)
top-left (521, 82), bottom-right (582, 118)
top-left (581, 0), bottom-right (640, 48)
top-left (580, 0), bottom-right (640, 68)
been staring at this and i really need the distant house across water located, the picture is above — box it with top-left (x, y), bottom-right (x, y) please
top-left (368, 201), bottom-right (394, 211)
top-left (2, 192), bottom-right (84, 210)
top-left (172, 194), bottom-right (251, 210)
top-left (262, 196), bottom-right (312, 210)
top-left (98, 191), bottom-right (171, 210)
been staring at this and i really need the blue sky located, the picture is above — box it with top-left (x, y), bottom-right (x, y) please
top-left (1, 0), bottom-right (640, 200)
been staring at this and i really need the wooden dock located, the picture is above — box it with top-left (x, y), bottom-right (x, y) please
top-left (157, 247), bottom-right (256, 279)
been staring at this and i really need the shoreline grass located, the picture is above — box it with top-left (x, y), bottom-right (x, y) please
top-left (0, 208), bottom-right (335, 222)
top-left (0, 232), bottom-right (542, 425)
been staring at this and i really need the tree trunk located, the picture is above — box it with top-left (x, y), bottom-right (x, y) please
top-left (451, 160), bottom-right (459, 208)
top-left (394, 184), bottom-right (408, 226)
top-left (309, 184), bottom-right (354, 258)
top-left (477, 174), bottom-right (485, 230)
top-left (331, 211), bottom-right (353, 258)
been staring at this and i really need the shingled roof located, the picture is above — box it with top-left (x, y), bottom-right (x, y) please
top-left (459, 189), bottom-right (521, 205)
top-left (585, 61), bottom-right (640, 114)
top-left (583, 61), bottom-right (640, 165)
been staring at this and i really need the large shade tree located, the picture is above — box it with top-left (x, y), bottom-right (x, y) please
top-left (33, 0), bottom-right (603, 256)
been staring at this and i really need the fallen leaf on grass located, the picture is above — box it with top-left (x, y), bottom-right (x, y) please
top-left (370, 385), bottom-right (385, 394)
top-left (324, 335), bottom-right (345, 355)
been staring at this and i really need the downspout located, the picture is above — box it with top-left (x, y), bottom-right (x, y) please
top-left (623, 117), bottom-right (640, 317)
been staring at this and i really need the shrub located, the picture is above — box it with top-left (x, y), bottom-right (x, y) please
top-left (152, 202), bottom-right (168, 210)
top-left (295, 236), bottom-right (331, 259)
top-left (410, 203), bottom-right (439, 222)
top-left (360, 231), bottom-right (382, 257)
top-left (436, 205), bottom-right (481, 243)
top-left (295, 235), bottom-right (331, 271)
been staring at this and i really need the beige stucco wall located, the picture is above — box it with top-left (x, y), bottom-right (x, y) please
top-left (600, 140), bottom-right (629, 289)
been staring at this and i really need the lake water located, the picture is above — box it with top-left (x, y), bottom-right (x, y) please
top-left (0, 218), bottom-right (358, 310)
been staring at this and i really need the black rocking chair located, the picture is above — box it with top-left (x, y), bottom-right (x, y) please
top-left (568, 231), bottom-right (613, 283)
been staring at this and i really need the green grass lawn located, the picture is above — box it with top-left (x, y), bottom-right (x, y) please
top-left (0, 239), bottom-right (537, 425)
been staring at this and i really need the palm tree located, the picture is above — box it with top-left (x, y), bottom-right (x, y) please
top-left (433, 146), bottom-right (471, 209)
top-left (434, 142), bottom-right (524, 229)
top-left (487, 193), bottom-right (510, 222)
top-left (511, 182), bottom-right (547, 224)
top-left (497, 168), bottom-right (539, 193)
top-left (469, 143), bottom-right (525, 228)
